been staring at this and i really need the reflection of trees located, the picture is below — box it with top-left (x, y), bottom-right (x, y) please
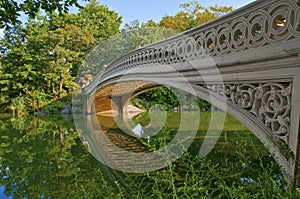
top-left (0, 113), bottom-right (288, 198)
top-left (0, 115), bottom-right (117, 199)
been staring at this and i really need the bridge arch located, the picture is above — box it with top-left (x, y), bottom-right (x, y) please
top-left (77, 0), bottom-right (300, 185)
top-left (86, 76), bottom-right (292, 180)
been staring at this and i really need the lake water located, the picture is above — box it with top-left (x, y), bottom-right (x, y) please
top-left (0, 112), bottom-right (283, 198)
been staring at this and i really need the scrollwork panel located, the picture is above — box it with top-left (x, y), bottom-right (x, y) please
top-left (207, 82), bottom-right (292, 142)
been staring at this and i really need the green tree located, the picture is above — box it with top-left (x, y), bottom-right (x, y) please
top-left (79, 0), bottom-right (122, 40)
top-left (160, 0), bottom-right (233, 32)
top-left (160, 11), bottom-right (191, 32)
top-left (46, 24), bottom-right (95, 100)
top-left (47, 0), bottom-right (123, 82)
top-left (49, 0), bottom-right (122, 41)
top-left (0, 1), bottom-right (122, 113)
top-left (78, 19), bottom-right (176, 79)
top-left (0, 24), bottom-right (41, 113)
top-left (0, 0), bottom-right (85, 28)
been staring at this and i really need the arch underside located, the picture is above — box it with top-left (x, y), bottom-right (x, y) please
top-left (91, 78), bottom-right (294, 181)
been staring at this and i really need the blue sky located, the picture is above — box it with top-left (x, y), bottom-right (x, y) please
top-left (0, 0), bottom-right (255, 37)
top-left (96, 0), bottom-right (256, 26)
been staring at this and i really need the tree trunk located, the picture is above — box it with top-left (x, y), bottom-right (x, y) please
top-left (59, 76), bottom-right (63, 99)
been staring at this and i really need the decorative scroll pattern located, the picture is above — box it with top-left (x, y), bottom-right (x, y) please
top-left (207, 83), bottom-right (292, 142)
top-left (100, 0), bottom-right (300, 78)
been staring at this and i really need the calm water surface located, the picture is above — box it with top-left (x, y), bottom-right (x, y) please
top-left (0, 113), bottom-right (282, 198)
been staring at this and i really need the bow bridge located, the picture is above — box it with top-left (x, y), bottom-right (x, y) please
top-left (78, 0), bottom-right (300, 185)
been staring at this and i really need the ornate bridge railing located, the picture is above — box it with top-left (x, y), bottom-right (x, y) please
top-left (86, 0), bottom-right (300, 88)
top-left (81, 0), bottom-right (300, 185)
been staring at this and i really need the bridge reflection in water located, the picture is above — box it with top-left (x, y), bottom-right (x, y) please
top-left (78, 111), bottom-right (283, 186)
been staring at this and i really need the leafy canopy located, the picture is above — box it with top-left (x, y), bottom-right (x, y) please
top-left (160, 0), bottom-right (233, 32)
top-left (0, 0), bottom-right (86, 28)
top-left (0, 1), bottom-right (122, 113)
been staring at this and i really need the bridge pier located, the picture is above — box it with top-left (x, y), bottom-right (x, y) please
top-left (83, 94), bottom-right (95, 115)
top-left (111, 94), bottom-right (132, 115)
top-left (111, 96), bottom-right (124, 114)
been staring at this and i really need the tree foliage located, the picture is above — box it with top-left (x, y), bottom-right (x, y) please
top-left (79, 19), bottom-right (176, 78)
top-left (160, 0), bottom-right (233, 32)
top-left (49, 0), bottom-right (122, 41)
top-left (0, 0), bottom-right (85, 28)
top-left (0, 1), bottom-right (122, 113)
